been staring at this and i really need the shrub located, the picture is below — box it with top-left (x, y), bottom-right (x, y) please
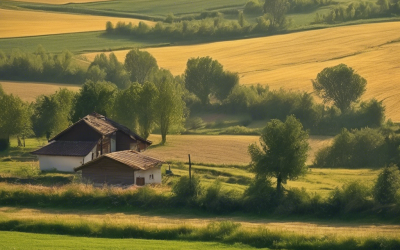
top-left (172, 175), bottom-right (201, 204)
top-left (185, 117), bottom-right (205, 130)
top-left (373, 165), bottom-right (400, 205)
top-left (219, 125), bottom-right (260, 135)
top-left (200, 180), bottom-right (241, 213)
top-left (314, 128), bottom-right (387, 168)
top-left (242, 178), bottom-right (277, 213)
top-left (327, 181), bottom-right (373, 214)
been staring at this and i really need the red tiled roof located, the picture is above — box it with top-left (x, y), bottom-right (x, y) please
top-left (31, 141), bottom-right (97, 156)
top-left (74, 150), bottom-right (164, 171)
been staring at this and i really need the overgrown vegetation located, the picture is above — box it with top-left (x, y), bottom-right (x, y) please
top-left (1, 218), bottom-right (400, 250)
top-left (0, 47), bottom-right (85, 84)
top-left (314, 126), bottom-right (400, 168)
top-left (314, 0), bottom-right (400, 23)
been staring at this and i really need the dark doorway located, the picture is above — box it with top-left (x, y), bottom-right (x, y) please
top-left (136, 177), bottom-right (145, 186)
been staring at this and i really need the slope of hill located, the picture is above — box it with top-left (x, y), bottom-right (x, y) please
top-left (84, 22), bottom-right (400, 121)
top-left (0, 8), bottom-right (154, 38)
top-left (0, 81), bottom-right (81, 102)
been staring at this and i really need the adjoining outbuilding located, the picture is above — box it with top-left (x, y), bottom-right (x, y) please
top-left (31, 112), bottom-right (152, 172)
top-left (74, 150), bottom-right (164, 186)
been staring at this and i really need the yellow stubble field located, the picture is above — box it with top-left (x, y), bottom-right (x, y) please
top-left (10, 0), bottom-right (110, 3)
top-left (0, 8), bottom-right (154, 38)
top-left (0, 81), bottom-right (81, 102)
top-left (85, 22), bottom-right (400, 121)
top-left (144, 134), bottom-right (333, 165)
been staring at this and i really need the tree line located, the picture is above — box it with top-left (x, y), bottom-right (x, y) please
top-left (0, 46), bottom-right (86, 84)
top-left (313, 0), bottom-right (400, 23)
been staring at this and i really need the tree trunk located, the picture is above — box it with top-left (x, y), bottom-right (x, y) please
top-left (276, 174), bottom-right (282, 194)
top-left (161, 133), bottom-right (167, 145)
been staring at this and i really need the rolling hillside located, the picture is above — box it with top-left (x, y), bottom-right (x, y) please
top-left (85, 22), bottom-right (400, 121)
top-left (0, 8), bottom-right (154, 38)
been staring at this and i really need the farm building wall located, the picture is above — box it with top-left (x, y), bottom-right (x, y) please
top-left (116, 131), bottom-right (132, 151)
top-left (80, 158), bottom-right (135, 185)
top-left (38, 146), bottom-right (96, 172)
top-left (55, 121), bottom-right (102, 142)
top-left (134, 167), bottom-right (162, 185)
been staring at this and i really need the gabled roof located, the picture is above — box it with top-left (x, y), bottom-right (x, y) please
top-left (74, 150), bottom-right (164, 171)
top-left (31, 141), bottom-right (98, 157)
top-left (50, 112), bottom-right (151, 145)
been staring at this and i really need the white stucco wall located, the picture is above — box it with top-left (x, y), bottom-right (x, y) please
top-left (134, 167), bottom-right (162, 185)
top-left (38, 146), bottom-right (97, 172)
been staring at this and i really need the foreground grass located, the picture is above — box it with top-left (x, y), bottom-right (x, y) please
top-left (0, 215), bottom-right (399, 250)
top-left (2, 207), bottom-right (399, 238)
top-left (0, 231), bottom-right (254, 250)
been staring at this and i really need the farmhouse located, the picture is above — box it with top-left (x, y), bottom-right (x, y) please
top-left (74, 150), bottom-right (164, 186)
top-left (31, 112), bottom-right (151, 172)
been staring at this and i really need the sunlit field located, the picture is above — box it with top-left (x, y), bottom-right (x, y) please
top-left (0, 207), bottom-right (397, 237)
top-left (10, 0), bottom-right (111, 3)
top-left (145, 134), bottom-right (333, 166)
top-left (0, 8), bottom-right (154, 38)
top-left (85, 22), bottom-right (400, 121)
top-left (0, 81), bottom-right (81, 102)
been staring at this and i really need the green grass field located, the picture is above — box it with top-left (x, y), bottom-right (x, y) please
top-left (0, 31), bottom-right (166, 54)
top-left (0, 231), bottom-right (255, 250)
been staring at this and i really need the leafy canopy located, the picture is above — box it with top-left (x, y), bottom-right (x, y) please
top-left (124, 48), bottom-right (158, 84)
top-left (248, 115), bottom-right (309, 193)
top-left (312, 64), bottom-right (367, 113)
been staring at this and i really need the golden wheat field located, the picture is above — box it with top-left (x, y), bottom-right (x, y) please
top-left (0, 9), bottom-right (154, 38)
top-left (0, 81), bottom-right (81, 102)
top-left (1, 206), bottom-right (398, 237)
top-left (85, 22), bottom-right (400, 121)
top-left (145, 134), bottom-right (333, 165)
top-left (11, 0), bottom-right (110, 4)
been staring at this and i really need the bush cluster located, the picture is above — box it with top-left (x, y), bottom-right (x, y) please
top-left (314, 0), bottom-right (400, 24)
top-left (219, 84), bottom-right (385, 135)
top-left (0, 47), bottom-right (85, 84)
top-left (105, 14), bottom-right (280, 41)
top-left (314, 127), bottom-right (400, 168)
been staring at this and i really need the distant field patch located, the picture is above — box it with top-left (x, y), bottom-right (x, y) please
top-left (0, 81), bottom-right (80, 102)
top-left (10, 0), bottom-right (111, 4)
top-left (145, 134), bottom-right (332, 165)
top-left (86, 22), bottom-right (400, 121)
top-left (0, 9), bottom-right (154, 38)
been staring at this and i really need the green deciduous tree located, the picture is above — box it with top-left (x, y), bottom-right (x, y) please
top-left (373, 165), bottom-right (400, 204)
top-left (0, 85), bottom-right (31, 150)
top-left (124, 49), bottom-right (158, 84)
top-left (111, 83), bottom-right (141, 132)
top-left (153, 69), bottom-right (185, 144)
top-left (32, 88), bottom-right (76, 140)
top-left (248, 115), bottom-right (309, 194)
top-left (312, 64), bottom-right (367, 113)
top-left (184, 56), bottom-right (238, 105)
top-left (72, 80), bottom-right (117, 122)
top-left (138, 81), bottom-right (159, 139)
top-left (264, 0), bottom-right (289, 30)
top-left (89, 53), bottom-right (130, 89)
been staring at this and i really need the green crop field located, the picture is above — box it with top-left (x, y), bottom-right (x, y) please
top-left (0, 31), bottom-right (166, 54)
top-left (0, 231), bottom-right (254, 250)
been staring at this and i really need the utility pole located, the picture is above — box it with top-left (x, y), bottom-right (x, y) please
top-left (188, 154), bottom-right (192, 181)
